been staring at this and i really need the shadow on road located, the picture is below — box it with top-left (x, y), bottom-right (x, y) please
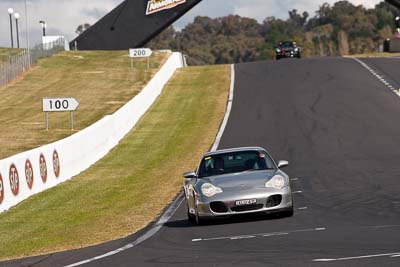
top-left (164, 212), bottom-right (292, 228)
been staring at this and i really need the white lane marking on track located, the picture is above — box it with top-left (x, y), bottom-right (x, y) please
top-left (292, 191), bottom-right (303, 194)
top-left (230, 235), bottom-right (255, 240)
top-left (290, 178), bottom-right (299, 181)
top-left (351, 57), bottom-right (399, 95)
top-left (298, 207), bottom-right (308, 210)
top-left (391, 254), bottom-right (400, 258)
top-left (313, 252), bottom-right (400, 262)
top-left (262, 232), bottom-right (289, 237)
top-left (192, 227), bottom-right (326, 242)
top-left (65, 195), bottom-right (184, 267)
top-left (65, 65), bottom-right (237, 267)
top-left (211, 64), bottom-right (235, 152)
top-left (362, 224), bottom-right (400, 229)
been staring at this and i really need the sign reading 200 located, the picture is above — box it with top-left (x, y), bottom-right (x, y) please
top-left (129, 48), bottom-right (153, 58)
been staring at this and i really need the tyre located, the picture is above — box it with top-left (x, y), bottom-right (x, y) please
top-left (276, 56), bottom-right (280, 60)
top-left (281, 195), bottom-right (294, 217)
top-left (187, 205), bottom-right (196, 224)
top-left (282, 205), bottom-right (294, 217)
top-left (195, 210), bottom-right (203, 225)
top-left (193, 196), bottom-right (204, 225)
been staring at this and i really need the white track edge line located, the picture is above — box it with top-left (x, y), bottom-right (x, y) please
top-left (211, 64), bottom-right (235, 152)
top-left (351, 57), bottom-right (399, 95)
top-left (65, 64), bottom-right (236, 267)
top-left (192, 227), bottom-right (326, 242)
top-left (313, 252), bottom-right (400, 262)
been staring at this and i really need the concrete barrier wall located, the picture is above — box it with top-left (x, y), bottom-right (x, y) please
top-left (0, 52), bottom-right (183, 213)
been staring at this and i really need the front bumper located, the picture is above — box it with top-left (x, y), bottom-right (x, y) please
top-left (276, 51), bottom-right (300, 58)
top-left (195, 187), bottom-right (292, 218)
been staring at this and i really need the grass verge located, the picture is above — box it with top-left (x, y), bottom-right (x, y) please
top-left (0, 50), bottom-right (167, 159)
top-left (0, 64), bottom-right (231, 260)
top-left (0, 48), bottom-right (23, 61)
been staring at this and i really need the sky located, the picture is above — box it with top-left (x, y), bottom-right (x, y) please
top-left (0, 0), bottom-right (383, 48)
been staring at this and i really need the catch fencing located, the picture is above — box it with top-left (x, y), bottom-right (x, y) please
top-left (0, 38), bottom-right (65, 87)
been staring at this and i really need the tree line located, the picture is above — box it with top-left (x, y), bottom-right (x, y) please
top-left (147, 1), bottom-right (399, 65)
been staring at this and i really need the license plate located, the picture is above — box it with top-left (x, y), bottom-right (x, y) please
top-left (235, 199), bottom-right (257, 206)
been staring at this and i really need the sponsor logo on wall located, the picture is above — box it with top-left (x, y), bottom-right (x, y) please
top-left (25, 159), bottom-right (34, 189)
top-left (0, 174), bottom-right (4, 204)
top-left (39, 154), bottom-right (47, 183)
top-left (9, 164), bottom-right (19, 196)
top-left (53, 150), bottom-right (60, 178)
top-left (0, 150), bottom-right (59, 207)
top-left (146, 0), bottom-right (186, 15)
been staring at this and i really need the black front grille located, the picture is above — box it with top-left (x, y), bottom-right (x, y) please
top-left (210, 201), bottom-right (229, 213)
top-left (266, 195), bottom-right (282, 208)
top-left (231, 204), bottom-right (264, 212)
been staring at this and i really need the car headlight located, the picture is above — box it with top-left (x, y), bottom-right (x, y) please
top-left (265, 175), bottom-right (287, 190)
top-left (294, 48), bottom-right (299, 52)
top-left (276, 48), bottom-right (281, 53)
top-left (201, 183), bottom-right (223, 197)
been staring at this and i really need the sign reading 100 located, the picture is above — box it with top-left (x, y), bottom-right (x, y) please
top-left (42, 97), bottom-right (80, 112)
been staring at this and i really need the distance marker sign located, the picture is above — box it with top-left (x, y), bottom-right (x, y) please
top-left (42, 98), bottom-right (79, 112)
top-left (42, 97), bottom-right (79, 130)
top-left (129, 48), bottom-right (153, 58)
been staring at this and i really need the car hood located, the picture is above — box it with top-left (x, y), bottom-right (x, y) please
top-left (202, 170), bottom-right (277, 191)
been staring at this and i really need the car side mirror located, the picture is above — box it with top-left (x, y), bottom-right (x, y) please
top-left (277, 160), bottom-right (289, 169)
top-left (183, 171), bottom-right (197, 179)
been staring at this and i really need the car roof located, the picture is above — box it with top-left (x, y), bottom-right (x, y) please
top-left (202, 147), bottom-right (267, 158)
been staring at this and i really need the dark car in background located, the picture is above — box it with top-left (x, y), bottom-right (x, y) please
top-left (275, 41), bottom-right (301, 60)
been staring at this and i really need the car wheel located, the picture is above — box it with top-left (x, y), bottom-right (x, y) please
top-left (187, 205), bottom-right (196, 224)
top-left (282, 205), bottom-right (294, 217)
top-left (276, 56), bottom-right (280, 60)
top-left (195, 210), bottom-right (203, 225)
top-left (193, 196), bottom-right (204, 225)
top-left (281, 195), bottom-right (294, 217)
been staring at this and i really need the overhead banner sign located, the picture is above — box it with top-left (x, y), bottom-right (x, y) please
top-left (146, 0), bottom-right (187, 15)
top-left (70, 0), bottom-right (202, 50)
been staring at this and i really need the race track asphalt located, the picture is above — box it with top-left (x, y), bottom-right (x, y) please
top-left (4, 57), bottom-right (400, 267)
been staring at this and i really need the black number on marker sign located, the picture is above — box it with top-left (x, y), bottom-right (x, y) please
top-left (62, 100), bottom-right (69, 109)
top-left (49, 100), bottom-right (69, 110)
top-left (134, 50), bottom-right (146, 57)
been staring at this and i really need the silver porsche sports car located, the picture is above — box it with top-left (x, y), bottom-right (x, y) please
top-left (183, 147), bottom-right (293, 225)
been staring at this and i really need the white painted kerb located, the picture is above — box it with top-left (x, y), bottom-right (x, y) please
top-left (0, 52), bottom-right (183, 213)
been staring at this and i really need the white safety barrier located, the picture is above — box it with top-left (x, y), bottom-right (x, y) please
top-left (0, 52), bottom-right (184, 213)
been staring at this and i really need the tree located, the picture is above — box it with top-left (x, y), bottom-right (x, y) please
top-left (146, 0), bottom-right (397, 64)
top-left (75, 23), bottom-right (91, 35)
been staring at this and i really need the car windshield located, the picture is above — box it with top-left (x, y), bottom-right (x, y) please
top-left (198, 150), bottom-right (276, 178)
top-left (279, 42), bottom-right (295, 48)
